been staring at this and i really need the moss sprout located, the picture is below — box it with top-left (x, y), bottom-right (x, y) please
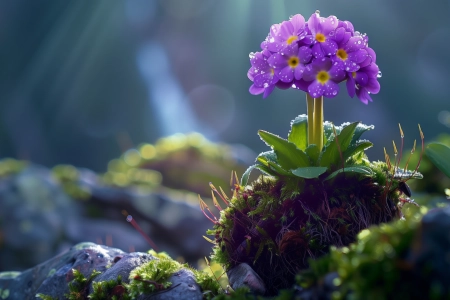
top-left (90, 276), bottom-right (131, 300)
top-left (65, 269), bottom-right (101, 300)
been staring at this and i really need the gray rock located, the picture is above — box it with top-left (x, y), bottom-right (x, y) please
top-left (138, 269), bottom-right (203, 300)
top-left (0, 242), bottom-right (205, 300)
top-left (227, 263), bottom-right (266, 295)
top-left (0, 242), bottom-right (124, 300)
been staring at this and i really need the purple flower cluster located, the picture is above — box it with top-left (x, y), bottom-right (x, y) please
top-left (248, 11), bottom-right (381, 104)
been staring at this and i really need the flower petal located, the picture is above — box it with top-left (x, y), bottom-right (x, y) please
top-left (249, 84), bottom-right (264, 95)
top-left (279, 20), bottom-right (294, 39)
top-left (307, 12), bottom-right (320, 35)
top-left (329, 61), bottom-right (346, 81)
top-left (355, 72), bottom-right (368, 86)
top-left (263, 84), bottom-right (276, 98)
top-left (323, 80), bottom-right (340, 98)
top-left (348, 49), bottom-right (368, 64)
top-left (366, 78), bottom-right (380, 94)
top-left (320, 15), bottom-right (339, 35)
top-left (313, 57), bottom-right (332, 72)
top-left (282, 43), bottom-right (298, 57)
top-left (321, 39), bottom-right (338, 56)
top-left (277, 66), bottom-right (294, 82)
top-left (276, 81), bottom-right (292, 89)
top-left (290, 14), bottom-right (305, 33)
top-left (302, 64), bottom-right (316, 81)
top-left (293, 79), bottom-right (310, 92)
top-left (346, 75), bottom-right (356, 98)
top-left (308, 80), bottom-right (325, 98)
top-left (344, 36), bottom-right (364, 52)
top-left (294, 64), bottom-right (306, 80)
top-left (311, 42), bottom-right (324, 58)
top-left (298, 46), bottom-right (312, 63)
top-left (254, 73), bottom-right (275, 88)
top-left (268, 53), bottom-right (287, 69)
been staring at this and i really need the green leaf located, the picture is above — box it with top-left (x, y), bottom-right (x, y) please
top-left (319, 122), bottom-right (359, 169)
top-left (425, 142), bottom-right (450, 178)
top-left (241, 165), bottom-right (256, 186)
top-left (257, 153), bottom-right (291, 176)
top-left (258, 130), bottom-right (311, 170)
top-left (344, 140), bottom-right (373, 160)
top-left (288, 114), bottom-right (308, 151)
top-left (323, 121), bottom-right (336, 146)
top-left (351, 123), bottom-right (374, 145)
top-left (324, 166), bottom-right (374, 181)
top-left (305, 144), bottom-right (321, 165)
top-left (292, 167), bottom-right (328, 179)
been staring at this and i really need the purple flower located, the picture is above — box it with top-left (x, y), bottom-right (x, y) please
top-left (248, 50), bottom-right (278, 98)
top-left (264, 14), bottom-right (306, 52)
top-left (334, 36), bottom-right (368, 72)
top-left (303, 57), bottom-right (345, 98)
top-left (248, 11), bottom-right (380, 102)
top-left (346, 63), bottom-right (381, 104)
top-left (268, 44), bottom-right (312, 83)
top-left (307, 12), bottom-right (339, 58)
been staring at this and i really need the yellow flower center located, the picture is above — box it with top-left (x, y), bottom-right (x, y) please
top-left (351, 71), bottom-right (356, 78)
top-left (316, 71), bottom-right (330, 84)
top-left (337, 49), bottom-right (348, 60)
top-left (286, 35), bottom-right (298, 45)
top-left (315, 33), bottom-right (326, 43)
top-left (288, 57), bottom-right (299, 68)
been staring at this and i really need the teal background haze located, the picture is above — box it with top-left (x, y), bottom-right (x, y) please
top-left (0, 0), bottom-right (449, 171)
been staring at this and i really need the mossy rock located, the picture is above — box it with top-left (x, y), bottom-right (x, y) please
top-left (204, 117), bottom-right (423, 295)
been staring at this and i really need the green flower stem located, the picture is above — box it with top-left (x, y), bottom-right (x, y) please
top-left (306, 93), bottom-right (315, 146)
top-left (313, 96), bottom-right (324, 151)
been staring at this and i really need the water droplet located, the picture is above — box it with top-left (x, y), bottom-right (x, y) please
top-left (329, 30), bottom-right (335, 36)
top-left (263, 83), bottom-right (269, 88)
top-left (346, 67), bottom-right (349, 71)
top-left (249, 52), bottom-right (255, 59)
top-left (292, 84), bottom-right (297, 88)
top-left (358, 41), bottom-right (361, 44)
top-left (315, 10), bottom-right (320, 14)
top-left (313, 93), bottom-right (317, 96)
top-left (377, 71), bottom-right (382, 78)
top-left (332, 91), bottom-right (337, 95)
top-left (269, 37), bottom-right (275, 43)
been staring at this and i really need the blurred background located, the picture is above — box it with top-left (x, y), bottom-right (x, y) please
top-left (0, 0), bottom-right (449, 171)
top-left (0, 0), bottom-right (450, 272)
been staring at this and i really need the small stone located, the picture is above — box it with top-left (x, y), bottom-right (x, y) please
top-left (227, 263), bottom-right (266, 295)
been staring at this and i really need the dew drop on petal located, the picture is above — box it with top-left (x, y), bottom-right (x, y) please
top-left (249, 52), bottom-right (255, 59)
top-left (332, 90), bottom-right (337, 95)
top-left (315, 10), bottom-right (320, 14)
top-left (377, 71), bottom-right (382, 78)
top-left (292, 84), bottom-right (297, 88)
top-left (263, 83), bottom-right (269, 88)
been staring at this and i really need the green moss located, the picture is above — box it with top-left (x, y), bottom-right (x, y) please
top-left (0, 289), bottom-right (9, 300)
top-left (65, 269), bottom-right (101, 300)
top-left (190, 269), bottom-right (221, 300)
top-left (0, 271), bottom-right (21, 279)
top-left (52, 165), bottom-right (91, 200)
top-left (297, 217), bottom-right (421, 299)
top-left (35, 294), bottom-right (57, 300)
top-left (0, 158), bottom-right (27, 178)
top-left (47, 268), bottom-right (56, 278)
top-left (89, 276), bottom-right (131, 300)
top-left (127, 258), bottom-right (182, 297)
